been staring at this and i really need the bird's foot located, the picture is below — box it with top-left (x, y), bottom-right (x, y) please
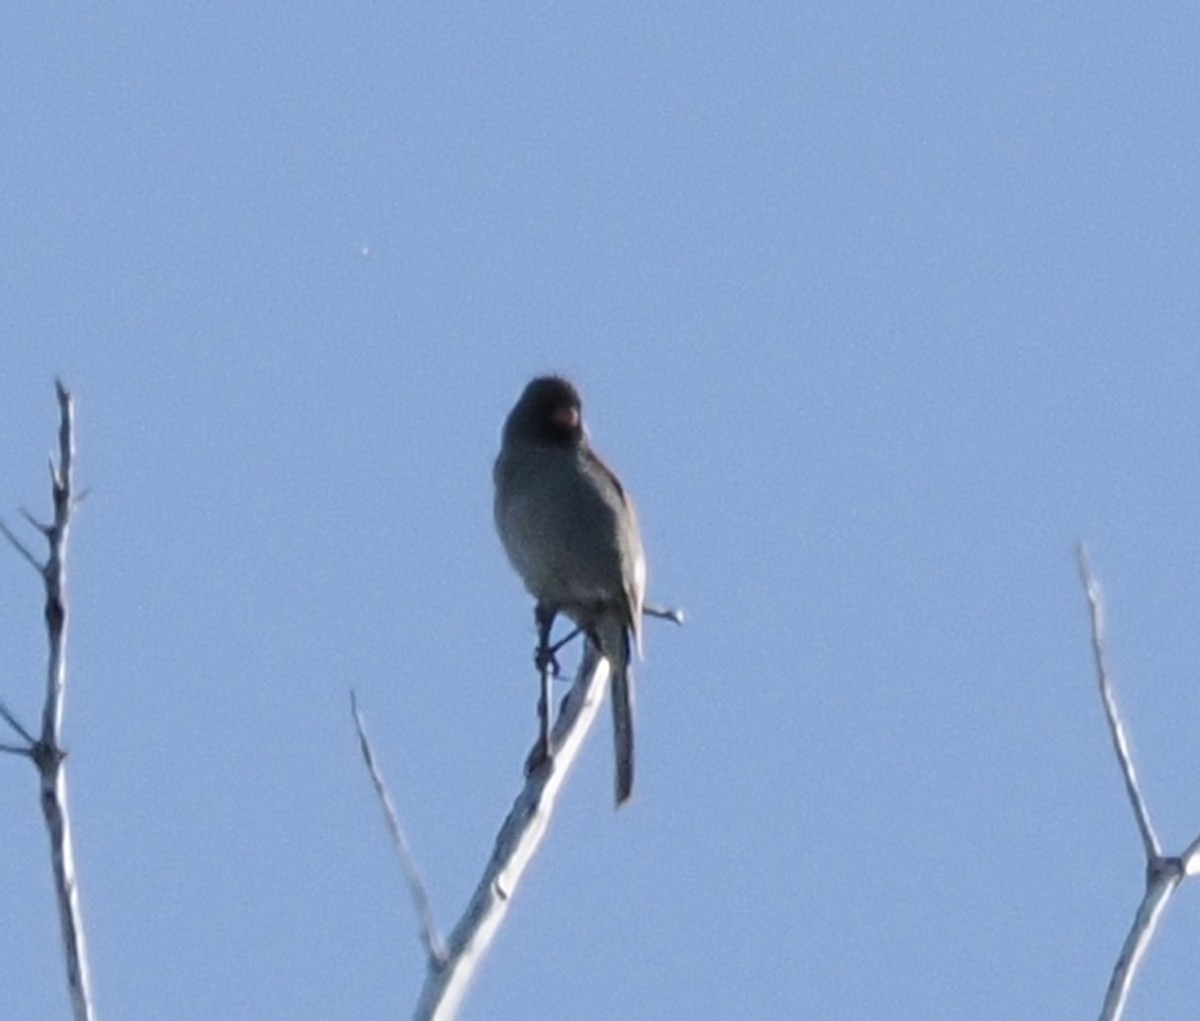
top-left (534, 644), bottom-right (561, 678)
top-left (534, 626), bottom-right (586, 680)
top-left (525, 737), bottom-right (553, 777)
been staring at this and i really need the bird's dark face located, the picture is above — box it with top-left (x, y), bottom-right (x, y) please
top-left (507, 376), bottom-right (585, 447)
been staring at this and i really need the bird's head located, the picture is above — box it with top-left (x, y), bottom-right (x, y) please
top-left (504, 375), bottom-right (585, 448)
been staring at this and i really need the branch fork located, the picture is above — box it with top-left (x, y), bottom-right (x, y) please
top-left (353, 599), bottom-right (682, 1020)
top-left (1077, 544), bottom-right (1200, 1021)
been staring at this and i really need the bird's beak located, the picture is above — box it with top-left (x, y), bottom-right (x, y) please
top-left (551, 406), bottom-right (581, 430)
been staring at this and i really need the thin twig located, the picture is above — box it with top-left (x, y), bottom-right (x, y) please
top-left (548, 601), bottom-right (686, 664)
top-left (350, 691), bottom-right (445, 965)
top-left (1076, 543), bottom-right (1161, 860)
top-left (0, 699), bottom-right (37, 745)
top-left (644, 602), bottom-right (684, 626)
top-left (0, 518), bottom-right (43, 572)
top-left (411, 647), bottom-right (613, 1021)
top-left (21, 506), bottom-right (50, 535)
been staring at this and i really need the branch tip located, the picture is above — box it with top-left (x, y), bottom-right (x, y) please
top-left (1077, 547), bottom-right (1160, 862)
top-left (644, 602), bottom-right (684, 626)
top-left (350, 691), bottom-right (445, 965)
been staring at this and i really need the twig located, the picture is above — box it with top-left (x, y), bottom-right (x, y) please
top-left (643, 602), bottom-right (684, 626)
top-left (350, 691), bottom-right (445, 965)
top-left (410, 647), bottom-right (613, 1021)
top-left (1076, 544), bottom-right (1200, 1021)
top-left (0, 517), bottom-right (42, 572)
top-left (0, 382), bottom-right (95, 1021)
top-left (548, 600), bottom-right (686, 663)
top-left (0, 698), bottom-right (38, 745)
top-left (1076, 545), bottom-right (1160, 860)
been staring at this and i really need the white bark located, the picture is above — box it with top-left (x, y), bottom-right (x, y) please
top-left (355, 649), bottom-right (613, 1020)
top-left (1077, 545), bottom-right (1200, 1021)
top-left (411, 648), bottom-right (611, 1021)
top-left (0, 382), bottom-right (95, 1021)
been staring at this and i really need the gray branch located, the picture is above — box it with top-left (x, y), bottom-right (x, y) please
top-left (1, 382), bottom-right (96, 1021)
top-left (351, 691), bottom-right (445, 965)
top-left (350, 579), bottom-right (676, 1011)
top-left (1077, 544), bottom-right (1200, 1021)
top-left (408, 647), bottom-right (613, 1021)
top-left (1077, 545), bottom-right (1160, 860)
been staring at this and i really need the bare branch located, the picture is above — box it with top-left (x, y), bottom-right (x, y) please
top-left (1076, 543), bottom-right (1160, 860)
top-left (1, 383), bottom-right (95, 1021)
top-left (350, 691), bottom-right (445, 965)
top-left (412, 648), bottom-right (613, 1021)
top-left (1099, 863), bottom-right (1183, 1021)
top-left (1076, 546), bottom-right (1200, 1021)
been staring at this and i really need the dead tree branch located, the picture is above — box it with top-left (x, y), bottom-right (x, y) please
top-left (352, 646), bottom-right (614, 1020)
top-left (1077, 544), bottom-right (1200, 1021)
top-left (411, 647), bottom-right (611, 1021)
top-left (351, 691), bottom-right (445, 965)
top-left (0, 381), bottom-right (95, 1021)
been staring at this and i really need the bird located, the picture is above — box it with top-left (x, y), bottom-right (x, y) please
top-left (493, 375), bottom-right (646, 806)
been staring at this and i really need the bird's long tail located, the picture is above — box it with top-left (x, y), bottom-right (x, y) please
top-left (611, 659), bottom-right (634, 805)
top-left (594, 615), bottom-right (635, 806)
top-left (590, 614), bottom-right (636, 806)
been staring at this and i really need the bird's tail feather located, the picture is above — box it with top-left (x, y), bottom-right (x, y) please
top-left (612, 661), bottom-right (634, 805)
top-left (591, 615), bottom-right (635, 806)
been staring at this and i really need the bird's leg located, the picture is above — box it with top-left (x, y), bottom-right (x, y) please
top-left (547, 624), bottom-right (583, 666)
top-left (526, 603), bottom-right (557, 775)
top-left (533, 605), bottom-right (562, 678)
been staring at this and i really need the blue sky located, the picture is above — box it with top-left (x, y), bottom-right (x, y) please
top-left (3, 3), bottom-right (1200, 1018)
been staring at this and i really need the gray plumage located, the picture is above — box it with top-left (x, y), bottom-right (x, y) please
top-left (494, 376), bottom-right (646, 805)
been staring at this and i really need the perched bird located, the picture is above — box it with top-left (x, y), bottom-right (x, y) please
top-left (494, 375), bottom-right (647, 805)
